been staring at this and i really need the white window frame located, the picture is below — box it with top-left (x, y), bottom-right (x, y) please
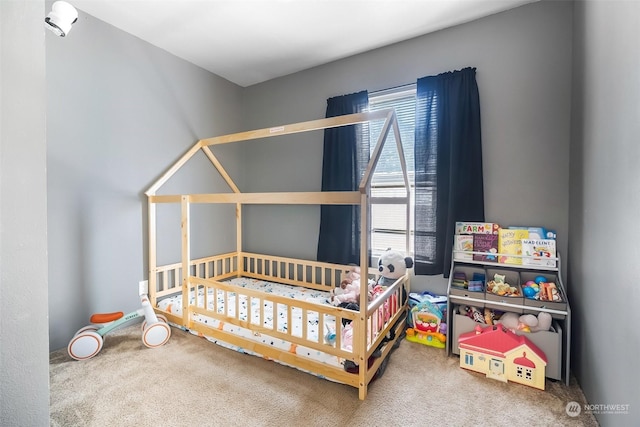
top-left (368, 85), bottom-right (416, 259)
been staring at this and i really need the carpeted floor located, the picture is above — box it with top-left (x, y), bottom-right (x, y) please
top-left (50, 324), bottom-right (598, 427)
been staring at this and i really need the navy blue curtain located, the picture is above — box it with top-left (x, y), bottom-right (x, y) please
top-left (317, 91), bottom-right (369, 264)
top-left (414, 67), bottom-right (484, 276)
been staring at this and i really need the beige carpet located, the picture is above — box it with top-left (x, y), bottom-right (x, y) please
top-left (50, 323), bottom-right (598, 427)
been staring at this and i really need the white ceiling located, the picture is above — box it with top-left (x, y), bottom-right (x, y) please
top-left (72, 0), bottom-right (537, 87)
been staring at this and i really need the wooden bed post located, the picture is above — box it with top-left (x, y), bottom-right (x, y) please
top-left (200, 144), bottom-right (242, 276)
top-left (391, 115), bottom-right (411, 256)
top-left (181, 195), bottom-right (191, 327)
top-left (148, 199), bottom-right (157, 301)
top-left (236, 202), bottom-right (242, 277)
top-left (358, 191), bottom-right (369, 400)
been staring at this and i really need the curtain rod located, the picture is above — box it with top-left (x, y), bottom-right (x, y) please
top-left (370, 82), bottom-right (416, 97)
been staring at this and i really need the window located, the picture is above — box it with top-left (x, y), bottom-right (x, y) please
top-left (464, 353), bottom-right (474, 365)
top-left (368, 85), bottom-right (416, 258)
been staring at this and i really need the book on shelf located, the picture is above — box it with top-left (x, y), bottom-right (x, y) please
top-left (522, 239), bottom-right (557, 267)
top-left (453, 235), bottom-right (474, 260)
top-left (508, 226), bottom-right (557, 240)
top-left (455, 222), bottom-right (500, 235)
top-left (498, 228), bottom-right (529, 264)
top-left (473, 234), bottom-right (498, 262)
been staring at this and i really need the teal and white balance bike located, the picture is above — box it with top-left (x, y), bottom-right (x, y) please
top-left (67, 293), bottom-right (171, 360)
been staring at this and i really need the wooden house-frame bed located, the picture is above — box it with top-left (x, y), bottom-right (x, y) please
top-left (146, 109), bottom-right (411, 400)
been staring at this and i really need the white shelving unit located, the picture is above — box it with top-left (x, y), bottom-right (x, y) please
top-left (446, 250), bottom-right (571, 386)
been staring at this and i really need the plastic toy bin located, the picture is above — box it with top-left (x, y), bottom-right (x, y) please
top-left (450, 265), bottom-right (486, 299)
top-left (485, 268), bottom-right (523, 312)
top-left (520, 271), bottom-right (567, 318)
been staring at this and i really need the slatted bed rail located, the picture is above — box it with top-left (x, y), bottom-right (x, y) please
top-left (240, 251), bottom-right (361, 292)
top-left (151, 250), bottom-right (409, 387)
top-left (188, 275), bottom-right (357, 360)
top-left (183, 265), bottom-right (409, 387)
top-left (151, 252), bottom-right (239, 301)
top-left (239, 251), bottom-right (408, 359)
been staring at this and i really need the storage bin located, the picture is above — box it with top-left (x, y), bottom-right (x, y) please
top-left (520, 271), bottom-right (567, 318)
top-left (485, 268), bottom-right (523, 312)
top-left (451, 311), bottom-right (563, 380)
top-left (449, 265), bottom-right (486, 299)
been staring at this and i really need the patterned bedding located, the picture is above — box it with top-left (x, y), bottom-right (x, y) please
top-left (156, 278), bottom-right (345, 371)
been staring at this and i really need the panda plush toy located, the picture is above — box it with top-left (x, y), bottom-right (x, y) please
top-left (376, 248), bottom-right (414, 286)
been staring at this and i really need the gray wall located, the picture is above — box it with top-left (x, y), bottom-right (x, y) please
top-left (46, 8), bottom-right (244, 351)
top-left (242, 0), bottom-right (573, 294)
top-left (0, 1), bottom-right (50, 426)
top-left (570, 1), bottom-right (639, 425)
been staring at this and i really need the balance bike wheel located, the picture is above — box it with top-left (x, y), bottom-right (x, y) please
top-left (142, 321), bottom-right (171, 348)
top-left (141, 314), bottom-right (168, 332)
top-left (74, 325), bottom-right (100, 335)
top-left (68, 330), bottom-right (103, 360)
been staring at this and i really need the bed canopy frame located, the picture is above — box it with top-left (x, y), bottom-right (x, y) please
top-left (145, 109), bottom-right (410, 399)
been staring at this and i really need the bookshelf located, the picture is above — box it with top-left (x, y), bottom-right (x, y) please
top-left (446, 250), bottom-right (571, 386)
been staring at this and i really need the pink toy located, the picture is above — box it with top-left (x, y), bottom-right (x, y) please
top-left (369, 284), bottom-right (397, 326)
top-left (342, 322), bottom-right (354, 352)
top-left (330, 267), bottom-right (362, 306)
top-left (330, 278), bottom-right (360, 306)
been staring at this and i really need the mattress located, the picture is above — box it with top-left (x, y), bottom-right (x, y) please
top-left (156, 277), bottom-right (346, 371)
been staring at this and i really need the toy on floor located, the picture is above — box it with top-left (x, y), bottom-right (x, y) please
top-left (405, 299), bottom-right (446, 348)
top-left (458, 324), bottom-right (547, 390)
top-left (67, 293), bottom-right (171, 360)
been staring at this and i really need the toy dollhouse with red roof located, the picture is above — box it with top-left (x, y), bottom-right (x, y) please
top-left (458, 324), bottom-right (547, 390)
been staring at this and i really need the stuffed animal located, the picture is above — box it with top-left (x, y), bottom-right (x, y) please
top-left (519, 312), bottom-right (552, 332)
top-left (341, 322), bottom-right (354, 352)
top-left (497, 311), bottom-right (552, 333)
top-left (376, 249), bottom-right (414, 286)
top-left (330, 267), bottom-right (362, 306)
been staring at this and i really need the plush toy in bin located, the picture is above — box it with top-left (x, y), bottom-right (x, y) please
top-left (496, 311), bottom-right (552, 333)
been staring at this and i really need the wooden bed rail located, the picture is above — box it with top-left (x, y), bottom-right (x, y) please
top-left (189, 276), bottom-right (357, 360)
top-left (152, 252), bottom-right (373, 299)
top-left (239, 252), bottom-right (361, 293)
top-left (151, 252), bottom-right (239, 300)
top-left (182, 272), bottom-right (408, 370)
top-left (152, 251), bottom-right (409, 364)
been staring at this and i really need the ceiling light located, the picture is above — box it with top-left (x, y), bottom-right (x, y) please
top-left (45, 1), bottom-right (78, 37)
